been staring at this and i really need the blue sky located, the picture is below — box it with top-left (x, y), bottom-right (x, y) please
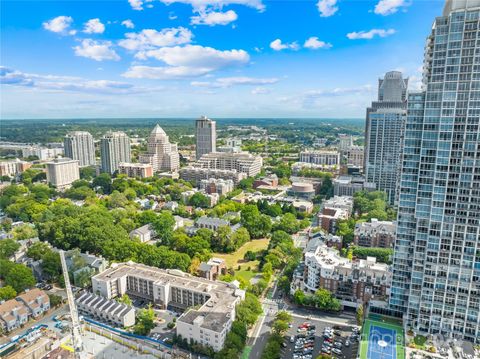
top-left (1, 0), bottom-right (443, 119)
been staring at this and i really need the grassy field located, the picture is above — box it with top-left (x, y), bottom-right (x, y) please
top-left (213, 238), bottom-right (270, 269)
top-left (359, 318), bottom-right (405, 359)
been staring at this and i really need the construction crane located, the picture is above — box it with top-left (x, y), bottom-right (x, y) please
top-left (59, 250), bottom-right (87, 359)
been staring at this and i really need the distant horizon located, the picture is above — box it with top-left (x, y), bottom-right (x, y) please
top-left (1, 0), bottom-right (443, 118)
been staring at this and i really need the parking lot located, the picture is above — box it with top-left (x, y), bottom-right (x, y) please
top-left (281, 315), bottom-right (360, 359)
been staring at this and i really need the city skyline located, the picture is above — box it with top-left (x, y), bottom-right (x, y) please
top-left (1, 0), bottom-right (444, 119)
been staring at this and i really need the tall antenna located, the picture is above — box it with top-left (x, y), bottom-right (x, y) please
top-left (59, 250), bottom-right (86, 359)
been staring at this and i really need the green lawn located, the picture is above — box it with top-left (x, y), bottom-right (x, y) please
top-left (213, 238), bottom-right (270, 270)
top-left (359, 318), bottom-right (405, 359)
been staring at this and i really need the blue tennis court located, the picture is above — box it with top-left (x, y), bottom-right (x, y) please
top-left (367, 325), bottom-right (396, 359)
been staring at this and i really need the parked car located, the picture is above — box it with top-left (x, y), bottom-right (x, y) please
top-left (290, 336), bottom-right (295, 343)
top-left (345, 340), bottom-right (350, 347)
top-left (332, 348), bottom-right (342, 355)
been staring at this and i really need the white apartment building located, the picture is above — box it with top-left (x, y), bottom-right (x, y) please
top-left (22, 146), bottom-right (63, 160)
top-left (302, 242), bottom-right (391, 308)
top-left (333, 176), bottom-right (376, 197)
top-left (45, 158), bottom-right (80, 189)
top-left (195, 152), bottom-right (262, 177)
top-left (199, 178), bottom-right (234, 195)
top-left (300, 150), bottom-right (340, 166)
top-left (64, 131), bottom-right (96, 167)
top-left (196, 116), bottom-right (216, 159)
top-left (92, 263), bottom-right (245, 351)
top-left (100, 131), bottom-right (131, 174)
top-left (139, 125), bottom-right (180, 172)
top-left (179, 167), bottom-right (247, 186)
top-left (0, 159), bottom-right (31, 177)
top-left (118, 162), bottom-right (153, 178)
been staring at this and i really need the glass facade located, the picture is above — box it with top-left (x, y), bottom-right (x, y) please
top-left (390, 5), bottom-right (480, 343)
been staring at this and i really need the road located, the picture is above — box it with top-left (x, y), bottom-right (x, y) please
top-left (247, 281), bottom-right (357, 359)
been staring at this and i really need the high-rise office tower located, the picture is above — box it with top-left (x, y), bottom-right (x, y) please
top-left (196, 116), bottom-right (216, 159)
top-left (390, 0), bottom-right (480, 343)
top-left (100, 131), bottom-right (131, 174)
top-left (64, 131), bottom-right (96, 167)
top-left (139, 124), bottom-right (180, 172)
top-left (365, 71), bottom-right (408, 204)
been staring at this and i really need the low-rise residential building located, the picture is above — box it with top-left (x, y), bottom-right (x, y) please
top-left (309, 232), bottom-right (343, 250)
top-left (92, 263), bottom-right (245, 351)
top-left (0, 289), bottom-right (50, 332)
top-left (333, 176), bottom-right (376, 197)
top-left (199, 178), bottom-right (234, 196)
top-left (301, 242), bottom-right (391, 308)
top-left (0, 159), bottom-right (32, 177)
top-left (196, 216), bottom-right (229, 231)
top-left (299, 150), bottom-right (340, 166)
top-left (354, 219), bottom-right (396, 248)
top-left (163, 201), bottom-right (179, 211)
top-left (0, 299), bottom-right (29, 332)
top-left (16, 288), bottom-right (50, 319)
top-left (129, 224), bottom-right (155, 243)
top-left (118, 162), bottom-right (154, 178)
top-left (76, 291), bottom-right (135, 327)
top-left (198, 258), bottom-right (227, 281)
top-left (180, 167), bottom-right (247, 185)
top-left (45, 158), bottom-right (80, 189)
top-left (65, 250), bottom-right (109, 287)
top-left (317, 196), bottom-right (353, 234)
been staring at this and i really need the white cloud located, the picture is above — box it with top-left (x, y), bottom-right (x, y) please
top-left (73, 39), bottom-right (120, 61)
top-left (118, 27), bottom-right (193, 51)
top-left (0, 66), bottom-right (146, 94)
top-left (83, 18), bottom-right (105, 34)
top-left (304, 36), bottom-right (332, 49)
top-left (129, 0), bottom-right (144, 10)
top-left (251, 87), bottom-right (269, 95)
top-left (121, 19), bottom-right (135, 29)
top-left (191, 76), bottom-right (278, 88)
top-left (123, 45), bottom-right (250, 79)
top-left (169, 12), bottom-right (178, 20)
top-left (374, 0), bottom-right (410, 15)
top-left (270, 39), bottom-right (299, 51)
top-left (191, 10), bottom-right (238, 26)
top-left (317, 0), bottom-right (338, 17)
top-left (128, 0), bottom-right (264, 11)
top-left (43, 16), bottom-right (74, 34)
top-left (160, 0), bottom-right (264, 11)
top-left (347, 28), bottom-right (396, 40)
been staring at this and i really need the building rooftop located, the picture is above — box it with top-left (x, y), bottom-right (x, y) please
top-left (93, 262), bottom-right (244, 333)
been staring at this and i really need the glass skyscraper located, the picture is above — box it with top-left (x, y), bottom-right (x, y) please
top-left (390, 0), bottom-right (480, 343)
top-left (365, 71), bottom-right (408, 204)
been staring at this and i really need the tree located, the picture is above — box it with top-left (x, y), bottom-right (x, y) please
top-left (241, 205), bottom-right (272, 239)
top-left (293, 289), bottom-right (306, 305)
top-left (117, 294), bottom-right (133, 306)
top-left (244, 250), bottom-right (256, 261)
top-left (41, 251), bottom-right (62, 282)
top-left (134, 305), bottom-right (156, 335)
top-left (236, 293), bottom-right (263, 327)
top-left (0, 285), bottom-right (17, 300)
top-left (12, 224), bottom-right (37, 240)
top-left (79, 166), bottom-right (96, 180)
top-left (272, 320), bottom-right (289, 335)
top-left (356, 303), bottom-right (364, 325)
top-left (92, 173), bottom-right (112, 194)
top-left (49, 294), bottom-right (64, 307)
top-left (275, 311), bottom-right (292, 323)
top-left (189, 192), bottom-right (210, 208)
top-left (3, 263), bottom-right (36, 293)
top-left (26, 242), bottom-right (51, 260)
top-left (0, 238), bottom-right (21, 259)
top-left (152, 211), bottom-right (176, 245)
